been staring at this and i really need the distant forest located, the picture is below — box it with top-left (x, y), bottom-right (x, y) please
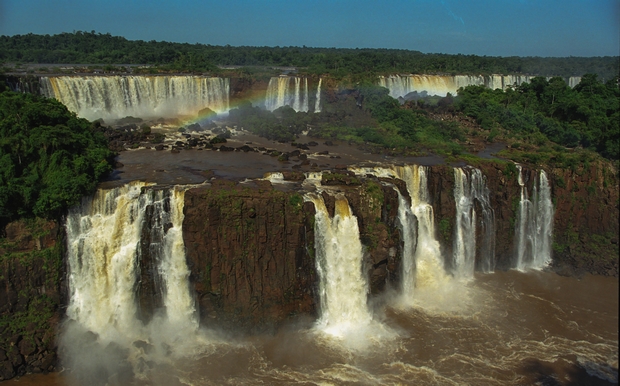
top-left (1, 31), bottom-right (618, 79)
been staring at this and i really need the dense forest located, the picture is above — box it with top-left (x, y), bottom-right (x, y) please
top-left (456, 75), bottom-right (619, 161)
top-left (1, 31), bottom-right (618, 79)
top-left (0, 84), bottom-right (113, 228)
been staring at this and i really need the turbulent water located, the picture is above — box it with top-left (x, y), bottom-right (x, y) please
top-left (47, 167), bottom-right (616, 386)
top-left (265, 76), bottom-right (310, 112)
top-left (63, 182), bottom-right (215, 384)
top-left (40, 75), bottom-right (230, 121)
top-left (378, 74), bottom-right (582, 99)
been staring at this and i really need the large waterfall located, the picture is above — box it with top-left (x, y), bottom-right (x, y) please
top-left (64, 182), bottom-right (202, 381)
top-left (378, 74), bottom-right (581, 99)
top-left (307, 193), bottom-right (373, 337)
top-left (514, 167), bottom-right (555, 270)
top-left (453, 167), bottom-right (496, 278)
top-left (40, 75), bottom-right (230, 121)
top-left (265, 76), bottom-right (309, 112)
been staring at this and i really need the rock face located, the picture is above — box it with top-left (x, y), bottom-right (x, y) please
top-left (550, 164), bottom-right (619, 276)
top-left (182, 180), bottom-right (317, 332)
top-left (0, 219), bottom-right (63, 380)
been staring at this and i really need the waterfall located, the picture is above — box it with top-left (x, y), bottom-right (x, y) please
top-left (377, 74), bottom-right (584, 99)
top-left (265, 76), bottom-right (309, 112)
top-left (64, 182), bottom-right (199, 379)
top-left (307, 193), bottom-right (372, 337)
top-left (314, 78), bottom-right (322, 113)
top-left (514, 167), bottom-right (554, 270)
top-left (453, 167), bottom-right (496, 278)
top-left (395, 189), bottom-right (418, 297)
top-left (40, 75), bottom-right (230, 121)
top-left (391, 165), bottom-right (449, 297)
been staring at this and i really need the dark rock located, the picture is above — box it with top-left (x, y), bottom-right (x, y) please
top-left (155, 144), bottom-right (164, 151)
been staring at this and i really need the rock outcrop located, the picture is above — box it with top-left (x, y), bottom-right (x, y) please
top-left (0, 219), bottom-right (63, 380)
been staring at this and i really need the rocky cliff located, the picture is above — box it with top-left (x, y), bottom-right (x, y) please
top-left (0, 219), bottom-right (63, 380)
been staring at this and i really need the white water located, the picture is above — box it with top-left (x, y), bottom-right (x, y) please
top-left (265, 76), bottom-right (309, 112)
top-left (314, 78), bottom-right (323, 112)
top-left (307, 193), bottom-right (375, 340)
top-left (392, 165), bottom-right (449, 298)
top-left (514, 167), bottom-right (555, 270)
top-left (453, 167), bottom-right (496, 278)
top-left (64, 182), bottom-right (203, 379)
top-left (395, 189), bottom-right (418, 297)
top-left (40, 75), bottom-right (230, 121)
top-left (378, 74), bottom-right (581, 99)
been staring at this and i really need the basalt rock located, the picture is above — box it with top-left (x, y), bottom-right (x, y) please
top-left (182, 181), bottom-right (317, 332)
top-left (0, 219), bottom-right (63, 380)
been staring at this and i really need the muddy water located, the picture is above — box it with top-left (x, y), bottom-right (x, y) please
top-left (26, 270), bottom-right (617, 385)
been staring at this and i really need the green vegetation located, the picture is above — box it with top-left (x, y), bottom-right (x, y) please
top-left (0, 90), bottom-right (113, 227)
top-left (1, 31), bottom-right (618, 79)
top-left (456, 75), bottom-right (619, 161)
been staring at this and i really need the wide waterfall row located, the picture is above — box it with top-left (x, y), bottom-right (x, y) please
top-left (265, 76), bottom-right (312, 112)
top-left (40, 75), bottom-right (230, 121)
top-left (514, 167), bottom-right (554, 270)
top-left (64, 182), bottom-right (199, 378)
top-left (378, 74), bottom-right (581, 99)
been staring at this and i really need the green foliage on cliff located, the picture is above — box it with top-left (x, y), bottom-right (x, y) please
top-left (0, 91), bottom-right (113, 225)
top-left (456, 75), bottom-right (620, 161)
top-left (1, 31), bottom-right (618, 79)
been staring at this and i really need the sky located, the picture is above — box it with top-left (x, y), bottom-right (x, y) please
top-left (0, 0), bottom-right (618, 57)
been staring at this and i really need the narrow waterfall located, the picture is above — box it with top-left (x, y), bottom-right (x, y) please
top-left (314, 78), bottom-right (322, 112)
top-left (392, 165), bottom-right (448, 297)
top-left (453, 168), bottom-right (477, 279)
top-left (40, 75), bottom-right (230, 121)
top-left (395, 189), bottom-right (418, 297)
top-left (64, 182), bottom-right (199, 378)
top-left (453, 167), bottom-right (496, 277)
top-left (307, 193), bottom-right (372, 337)
top-left (514, 167), bottom-right (554, 270)
top-left (265, 76), bottom-right (309, 112)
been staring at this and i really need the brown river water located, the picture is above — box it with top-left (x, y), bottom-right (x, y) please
top-left (15, 271), bottom-right (618, 385)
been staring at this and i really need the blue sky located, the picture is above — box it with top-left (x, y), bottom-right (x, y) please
top-left (0, 0), bottom-right (618, 57)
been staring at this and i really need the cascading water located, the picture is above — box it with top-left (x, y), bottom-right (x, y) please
top-left (40, 75), bottom-right (230, 121)
top-left (314, 78), bottom-right (322, 112)
top-left (395, 188), bottom-right (418, 297)
top-left (64, 182), bottom-right (202, 382)
top-left (307, 193), bottom-right (373, 338)
top-left (514, 167), bottom-right (554, 270)
top-left (390, 165), bottom-right (449, 300)
top-left (265, 76), bottom-right (309, 112)
top-left (378, 74), bottom-right (580, 99)
top-left (453, 167), bottom-right (496, 278)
